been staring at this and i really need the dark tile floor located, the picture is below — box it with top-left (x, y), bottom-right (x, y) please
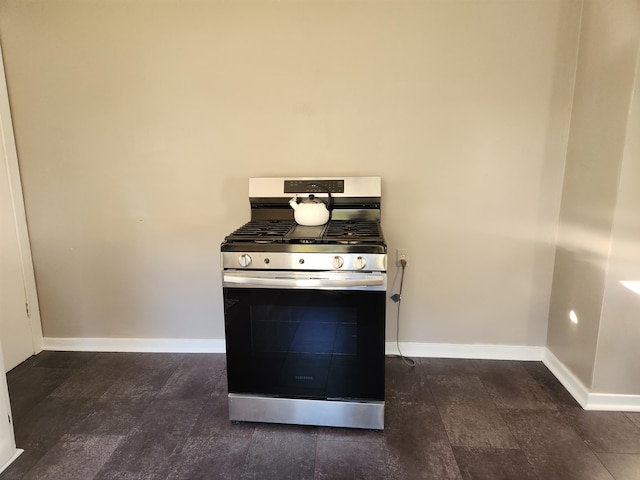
top-left (2, 352), bottom-right (640, 479)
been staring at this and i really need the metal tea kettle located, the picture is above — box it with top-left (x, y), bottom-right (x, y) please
top-left (289, 192), bottom-right (333, 226)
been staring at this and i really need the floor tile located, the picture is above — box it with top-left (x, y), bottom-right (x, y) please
top-left (438, 403), bottom-right (520, 449)
top-left (423, 358), bottom-right (479, 376)
top-left (6, 366), bottom-right (74, 424)
top-left (385, 399), bottom-right (444, 435)
top-left (385, 403), bottom-right (462, 479)
top-left (428, 373), bottom-right (519, 448)
top-left (317, 425), bottom-right (384, 443)
top-left (385, 356), bottom-right (434, 405)
top-left (501, 409), bottom-right (614, 480)
top-left (452, 446), bottom-right (539, 480)
top-left (520, 362), bottom-right (581, 408)
top-left (22, 434), bottom-right (124, 480)
top-left (0, 451), bottom-right (34, 480)
top-left (0, 446), bottom-right (47, 480)
top-left (156, 354), bottom-right (225, 401)
top-left (91, 352), bottom-right (152, 370)
top-left (94, 398), bottom-right (205, 479)
top-left (596, 453), bottom-right (640, 480)
top-left (315, 438), bottom-right (388, 480)
top-left (626, 412), bottom-right (640, 429)
top-left (5, 388), bottom-right (89, 478)
top-left (212, 368), bottom-right (230, 396)
top-left (13, 395), bottom-right (96, 451)
top-left (70, 395), bottom-right (152, 436)
top-left (6, 354), bottom-right (47, 371)
top-left (561, 407), bottom-right (640, 454)
top-left (472, 360), bottom-right (556, 410)
top-left (240, 424), bottom-right (317, 480)
top-left (189, 391), bottom-right (256, 438)
top-left (166, 435), bottom-right (251, 480)
top-left (93, 428), bottom-right (180, 479)
top-left (100, 363), bottom-right (176, 400)
top-left (48, 355), bottom-right (128, 399)
top-left (117, 352), bottom-right (186, 371)
top-left (5, 352), bottom-right (635, 480)
top-left (139, 397), bottom-right (206, 436)
top-left (30, 351), bottom-right (98, 369)
top-left (428, 375), bottom-right (494, 408)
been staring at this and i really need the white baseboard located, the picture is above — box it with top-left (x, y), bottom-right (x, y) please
top-left (0, 449), bottom-right (23, 475)
top-left (541, 348), bottom-right (590, 408)
top-left (543, 349), bottom-right (640, 412)
top-left (41, 337), bottom-right (640, 411)
top-left (42, 337), bottom-right (226, 353)
top-left (43, 338), bottom-right (546, 360)
top-left (585, 393), bottom-right (640, 412)
top-left (385, 341), bottom-right (545, 361)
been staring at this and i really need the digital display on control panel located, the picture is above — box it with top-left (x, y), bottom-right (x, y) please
top-left (284, 180), bottom-right (345, 194)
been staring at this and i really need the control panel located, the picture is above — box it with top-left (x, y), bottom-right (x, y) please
top-left (221, 252), bottom-right (386, 272)
top-left (284, 179), bottom-right (345, 194)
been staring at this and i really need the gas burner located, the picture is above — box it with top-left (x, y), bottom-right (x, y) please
top-left (323, 220), bottom-right (384, 244)
top-left (225, 220), bottom-right (295, 243)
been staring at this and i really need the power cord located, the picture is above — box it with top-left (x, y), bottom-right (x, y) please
top-left (388, 258), bottom-right (415, 368)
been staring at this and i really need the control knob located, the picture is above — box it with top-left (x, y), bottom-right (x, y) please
top-left (332, 256), bottom-right (345, 269)
top-left (238, 254), bottom-right (252, 267)
top-left (353, 256), bottom-right (367, 270)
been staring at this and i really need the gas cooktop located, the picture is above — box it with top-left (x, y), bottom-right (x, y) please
top-left (220, 177), bottom-right (387, 255)
top-left (223, 219), bottom-right (384, 245)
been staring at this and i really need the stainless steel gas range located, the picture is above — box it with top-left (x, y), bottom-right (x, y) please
top-left (221, 177), bottom-right (386, 430)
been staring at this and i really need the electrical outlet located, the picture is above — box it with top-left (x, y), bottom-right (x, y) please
top-left (396, 248), bottom-right (408, 266)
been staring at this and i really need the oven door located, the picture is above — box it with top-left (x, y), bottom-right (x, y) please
top-left (223, 270), bottom-right (386, 402)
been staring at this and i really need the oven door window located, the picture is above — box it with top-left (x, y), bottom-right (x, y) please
top-left (224, 287), bottom-right (385, 401)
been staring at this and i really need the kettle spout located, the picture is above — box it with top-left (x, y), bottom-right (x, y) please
top-left (289, 195), bottom-right (299, 210)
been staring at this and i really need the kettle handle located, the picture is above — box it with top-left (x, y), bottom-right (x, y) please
top-left (325, 190), bottom-right (333, 212)
top-left (306, 183), bottom-right (333, 212)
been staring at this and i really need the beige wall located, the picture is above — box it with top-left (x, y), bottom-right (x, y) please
top-left (592, 46), bottom-right (640, 395)
top-left (547, 0), bottom-right (640, 391)
top-left (0, 0), bottom-right (579, 345)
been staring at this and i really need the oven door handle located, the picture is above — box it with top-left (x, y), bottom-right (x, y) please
top-left (223, 272), bottom-right (386, 290)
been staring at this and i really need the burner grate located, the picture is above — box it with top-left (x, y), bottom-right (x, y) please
top-left (224, 219), bottom-right (384, 246)
top-left (225, 220), bottom-right (295, 243)
top-left (324, 220), bottom-right (383, 244)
